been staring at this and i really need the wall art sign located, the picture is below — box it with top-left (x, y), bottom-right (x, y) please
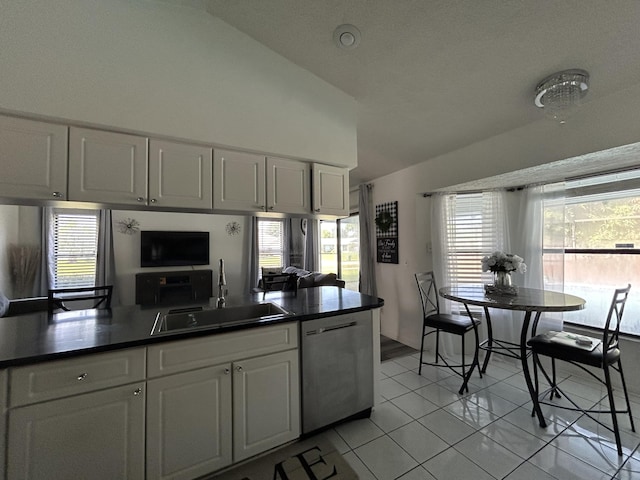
top-left (375, 201), bottom-right (398, 264)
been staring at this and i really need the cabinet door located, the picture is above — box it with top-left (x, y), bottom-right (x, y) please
top-left (149, 140), bottom-right (213, 210)
top-left (191, 270), bottom-right (213, 303)
top-left (213, 149), bottom-right (266, 212)
top-left (266, 157), bottom-right (310, 215)
top-left (135, 274), bottom-right (159, 305)
top-left (312, 163), bottom-right (349, 217)
top-left (7, 382), bottom-right (145, 480)
top-left (147, 365), bottom-right (232, 479)
top-left (68, 127), bottom-right (148, 205)
top-left (0, 116), bottom-right (68, 200)
top-left (233, 349), bottom-right (300, 462)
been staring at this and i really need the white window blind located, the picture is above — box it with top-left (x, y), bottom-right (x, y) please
top-left (257, 219), bottom-right (284, 272)
top-left (445, 192), bottom-right (505, 285)
top-left (52, 210), bottom-right (99, 288)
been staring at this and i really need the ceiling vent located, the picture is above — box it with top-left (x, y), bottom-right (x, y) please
top-left (333, 24), bottom-right (361, 49)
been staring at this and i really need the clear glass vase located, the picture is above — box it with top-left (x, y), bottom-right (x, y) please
top-left (494, 271), bottom-right (512, 287)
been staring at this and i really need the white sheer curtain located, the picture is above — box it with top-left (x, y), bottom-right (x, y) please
top-left (431, 191), bottom-right (512, 350)
top-left (430, 193), bottom-right (456, 355)
top-left (432, 185), bottom-right (567, 350)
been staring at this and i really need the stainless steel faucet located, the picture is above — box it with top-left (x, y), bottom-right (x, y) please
top-left (217, 258), bottom-right (226, 308)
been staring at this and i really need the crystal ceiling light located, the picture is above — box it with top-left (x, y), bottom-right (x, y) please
top-left (534, 69), bottom-right (590, 124)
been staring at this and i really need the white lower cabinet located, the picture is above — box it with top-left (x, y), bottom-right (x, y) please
top-left (145, 322), bottom-right (300, 479)
top-left (7, 382), bottom-right (146, 480)
top-left (233, 349), bottom-right (300, 462)
top-left (146, 364), bottom-right (233, 480)
top-left (146, 350), bottom-right (300, 479)
top-left (3, 324), bottom-right (300, 479)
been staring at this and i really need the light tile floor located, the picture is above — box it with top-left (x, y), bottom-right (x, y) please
top-left (321, 352), bottom-right (640, 479)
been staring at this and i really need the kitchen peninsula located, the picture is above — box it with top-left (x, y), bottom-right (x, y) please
top-left (0, 286), bottom-right (383, 480)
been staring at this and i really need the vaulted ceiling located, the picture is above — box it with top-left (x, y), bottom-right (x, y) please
top-left (199, 0), bottom-right (640, 186)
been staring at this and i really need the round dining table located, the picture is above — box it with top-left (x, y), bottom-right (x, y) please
top-left (439, 284), bottom-right (586, 427)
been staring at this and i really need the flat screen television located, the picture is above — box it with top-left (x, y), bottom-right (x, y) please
top-left (141, 231), bottom-right (210, 267)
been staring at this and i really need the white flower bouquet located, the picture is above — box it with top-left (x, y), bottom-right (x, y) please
top-left (481, 251), bottom-right (527, 274)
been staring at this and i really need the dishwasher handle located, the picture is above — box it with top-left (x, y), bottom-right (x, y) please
top-left (305, 321), bottom-right (357, 336)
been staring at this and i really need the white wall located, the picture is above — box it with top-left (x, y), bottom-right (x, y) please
top-left (0, 0), bottom-right (357, 168)
top-left (112, 210), bottom-right (249, 306)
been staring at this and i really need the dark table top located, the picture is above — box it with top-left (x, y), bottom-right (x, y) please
top-left (439, 285), bottom-right (586, 312)
top-left (0, 287), bottom-right (384, 368)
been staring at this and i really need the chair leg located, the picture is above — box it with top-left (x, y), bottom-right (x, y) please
top-left (617, 358), bottom-right (636, 432)
top-left (458, 334), bottom-right (468, 394)
top-left (603, 363), bottom-right (623, 456)
top-left (551, 358), bottom-right (561, 399)
top-left (435, 329), bottom-right (441, 363)
top-left (481, 306), bottom-right (492, 373)
top-left (418, 322), bottom-right (427, 375)
top-left (472, 319), bottom-right (482, 380)
top-left (531, 353), bottom-right (539, 417)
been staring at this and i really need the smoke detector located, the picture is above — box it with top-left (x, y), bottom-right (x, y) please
top-left (333, 24), bottom-right (361, 49)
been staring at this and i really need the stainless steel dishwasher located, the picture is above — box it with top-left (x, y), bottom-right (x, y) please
top-left (301, 310), bottom-right (373, 434)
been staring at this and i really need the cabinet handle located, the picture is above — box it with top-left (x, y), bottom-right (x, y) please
top-left (315, 208), bottom-right (321, 212)
top-left (268, 206), bottom-right (274, 210)
top-left (258, 205), bottom-right (265, 209)
top-left (235, 365), bottom-right (243, 372)
top-left (77, 373), bottom-right (88, 381)
top-left (133, 388), bottom-right (143, 396)
top-left (150, 198), bottom-right (157, 204)
top-left (224, 368), bottom-right (231, 375)
top-left (136, 197), bottom-right (145, 202)
top-left (52, 191), bottom-right (63, 198)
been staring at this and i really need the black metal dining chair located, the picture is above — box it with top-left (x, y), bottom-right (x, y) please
top-left (48, 285), bottom-right (113, 314)
top-left (527, 284), bottom-right (635, 456)
top-left (415, 271), bottom-right (482, 394)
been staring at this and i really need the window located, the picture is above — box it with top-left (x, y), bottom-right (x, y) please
top-left (543, 171), bottom-right (640, 336)
top-left (257, 219), bottom-right (285, 272)
top-left (51, 209), bottom-right (99, 288)
top-left (444, 192), bottom-right (506, 285)
top-left (319, 215), bottom-right (360, 291)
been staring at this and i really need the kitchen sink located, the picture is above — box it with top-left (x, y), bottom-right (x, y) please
top-left (150, 303), bottom-right (292, 335)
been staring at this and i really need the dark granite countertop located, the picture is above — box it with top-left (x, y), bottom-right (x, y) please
top-left (0, 287), bottom-right (383, 368)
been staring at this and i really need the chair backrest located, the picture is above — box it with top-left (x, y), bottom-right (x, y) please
top-left (602, 284), bottom-right (631, 351)
top-left (415, 271), bottom-right (440, 319)
top-left (48, 285), bottom-right (113, 314)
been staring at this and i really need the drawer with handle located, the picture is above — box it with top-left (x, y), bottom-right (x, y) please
top-left (9, 348), bottom-right (146, 407)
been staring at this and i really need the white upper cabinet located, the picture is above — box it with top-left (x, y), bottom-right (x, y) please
top-left (213, 149), bottom-right (266, 212)
top-left (0, 113), bottom-right (346, 217)
top-left (266, 157), bottom-right (310, 215)
top-left (312, 163), bottom-right (349, 217)
top-left (68, 127), bottom-right (148, 206)
top-left (0, 115), bottom-right (68, 201)
top-left (214, 152), bottom-right (311, 215)
top-left (149, 140), bottom-right (213, 210)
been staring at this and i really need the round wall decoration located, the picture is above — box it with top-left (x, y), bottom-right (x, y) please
top-left (225, 221), bottom-right (241, 236)
top-left (117, 218), bottom-right (140, 235)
